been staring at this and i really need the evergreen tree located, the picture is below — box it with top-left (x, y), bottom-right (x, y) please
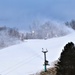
top-left (56, 42), bottom-right (75, 75)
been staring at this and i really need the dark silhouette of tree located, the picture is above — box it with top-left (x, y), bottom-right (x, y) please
top-left (56, 42), bottom-right (75, 75)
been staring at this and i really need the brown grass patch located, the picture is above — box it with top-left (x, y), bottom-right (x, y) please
top-left (40, 67), bottom-right (56, 75)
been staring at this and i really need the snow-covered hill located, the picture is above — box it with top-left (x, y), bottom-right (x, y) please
top-left (0, 22), bottom-right (74, 49)
top-left (0, 32), bottom-right (75, 75)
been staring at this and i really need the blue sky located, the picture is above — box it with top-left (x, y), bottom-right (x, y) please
top-left (0, 0), bottom-right (75, 30)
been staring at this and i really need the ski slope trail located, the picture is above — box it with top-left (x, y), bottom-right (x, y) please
top-left (0, 32), bottom-right (75, 75)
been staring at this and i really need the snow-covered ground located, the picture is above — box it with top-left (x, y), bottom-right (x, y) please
top-left (0, 32), bottom-right (75, 75)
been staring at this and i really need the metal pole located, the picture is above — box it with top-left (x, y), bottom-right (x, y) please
top-left (42, 48), bottom-right (48, 72)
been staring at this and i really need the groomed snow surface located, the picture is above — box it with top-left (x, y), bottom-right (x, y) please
top-left (0, 32), bottom-right (75, 75)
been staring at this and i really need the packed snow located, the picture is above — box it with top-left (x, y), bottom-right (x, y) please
top-left (0, 32), bottom-right (75, 75)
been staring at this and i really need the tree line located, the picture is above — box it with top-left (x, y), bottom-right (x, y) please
top-left (65, 20), bottom-right (75, 30)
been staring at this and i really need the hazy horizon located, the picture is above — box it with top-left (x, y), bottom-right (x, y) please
top-left (0, 0), bottom-right (75, 30)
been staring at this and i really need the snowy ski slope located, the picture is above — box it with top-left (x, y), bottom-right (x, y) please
top-left (0, 32), bottom-right (75, 75)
